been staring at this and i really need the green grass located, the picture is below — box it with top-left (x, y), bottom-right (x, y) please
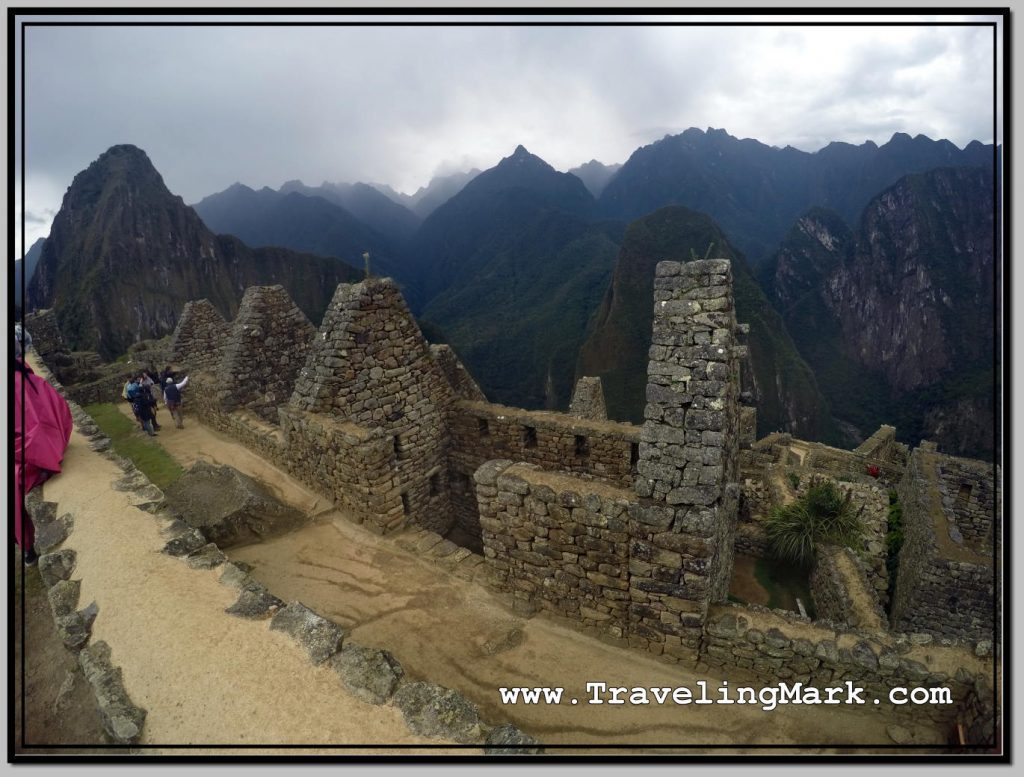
top-left (83, 402), bottom-right (184, 489)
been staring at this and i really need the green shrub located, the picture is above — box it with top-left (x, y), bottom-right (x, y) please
top-left (787, 471), bottom-right (801, 490)
top-left (764, 478), bottom-right (863, 565)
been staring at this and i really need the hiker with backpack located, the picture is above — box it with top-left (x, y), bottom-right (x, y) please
top-left (163, 374), bottom-right (189, 429)
top-left (128, 373), bottom-right (158, 436)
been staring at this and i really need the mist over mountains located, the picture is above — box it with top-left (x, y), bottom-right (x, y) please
top-left (22, 127), bottom-right (998, 456)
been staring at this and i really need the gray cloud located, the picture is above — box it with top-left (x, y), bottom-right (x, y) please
top-left (15, 15), bottom-right (999, 255)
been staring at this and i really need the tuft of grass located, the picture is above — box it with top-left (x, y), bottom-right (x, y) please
top-left (764, 477), bottom-right (864, 565)
top-left (83, 402), bottom-right (183, 489)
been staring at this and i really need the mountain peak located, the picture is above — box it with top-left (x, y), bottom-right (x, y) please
top-left (512, 144), bottom-right (530, 157)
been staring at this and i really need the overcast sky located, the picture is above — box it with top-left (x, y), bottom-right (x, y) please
top-left (13, 12), bottom-right (1001, 256)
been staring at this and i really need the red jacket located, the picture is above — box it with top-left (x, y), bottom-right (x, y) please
top-left (15, 359), bottom-right (73, 548)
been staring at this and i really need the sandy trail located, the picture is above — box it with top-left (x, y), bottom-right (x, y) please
top-left (40, 403), bottom-right (466, 752)
top-left (119, 404), bottom-right (936, 752)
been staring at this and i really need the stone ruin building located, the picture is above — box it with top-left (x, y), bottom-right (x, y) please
top-left (161, 263), bottom-right (999, 744)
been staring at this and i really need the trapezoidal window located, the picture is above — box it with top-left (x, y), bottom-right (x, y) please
top-left (429, 473), bottom-right (441, 496)
top-left (630, 442), bottom-right (640, 471)
top-left (522, 425), bottom-right (537, 449)
top-left (575, 435), bottom-right (590, 457)
top-left (956, 483), bottom-right (972, 508)
top-left (393, 435), bottom-right (405, 460)
top-left (401, 492), bottom-right (411, 515)
top-left (478, 418), bottom-right (490, 437)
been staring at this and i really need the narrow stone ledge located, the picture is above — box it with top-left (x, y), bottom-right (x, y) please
top-left (218, 561), bottom-right (253, 589)
top-left (47, 578), bottom-right (81, 617)
top-left (270, 602), bottom-right (346, 664)
top-left (112, 473), bottom-right (151, 492)
top-left (226, 583), bottom-right (285, 620)
top-left (88, 437), bottom-right (112, 453)
top-left (392, 682), bottom-right (486, 744)
top-left (25, 496), bottom-right (58, 527)
top-left (485, 723), bottom-right (543, 755)
top-left (38, 549), bottom-right (77, 588)
top-left (78, 640), bottom-right (147, 745)
top-left (161, 528), bottom-right (207, 557)
top-left (185, 543), bottom-right (227, 570)
top-left (329, 644), bottom-right (404, 705)
top-left (35, 513), bottom-right (74, 553)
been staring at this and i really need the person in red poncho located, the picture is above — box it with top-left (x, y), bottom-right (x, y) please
top-left (14, 356), bottom-right (73, 566)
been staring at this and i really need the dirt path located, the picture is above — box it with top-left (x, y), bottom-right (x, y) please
top-left (37, 413), bottom-right (467, 752)
top-left (134, 410), bottom-right (936, 751)
top-left (831, 550), bottom-right (886, 632)
top-left (771, 466), bottom-right (796, 506)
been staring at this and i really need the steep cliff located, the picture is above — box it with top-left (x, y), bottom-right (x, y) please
top-left (764, 166), bottom-right (996, 457)
top-left (27, 145), bottom-right (361, 359)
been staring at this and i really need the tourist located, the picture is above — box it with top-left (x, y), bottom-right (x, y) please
top-left (130, 373), bottom-right (158, 436)
top-left (124, 375), bottom-right (144, 428)
top-left (140, 370), bottom-right (162, 430)
top-left (14, 355), bottom-right (73, 566)
top-left (163, 374), bottom-right (189, 429)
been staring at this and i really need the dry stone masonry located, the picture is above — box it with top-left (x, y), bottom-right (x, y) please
top-left (431, 344), bottom-right (487, 402)
top-left (217, 285), bottom-right (315, 422)
top-left (627, 259), bottom-right (742, 661)
top-left (155, 257), bottom-right (998, 743)
top-left (568, 376), bottom-right (608, 420)
top-left (890, 447), bottom-right (996, 642)
top-left (169, 298), bottom-right (229, 368)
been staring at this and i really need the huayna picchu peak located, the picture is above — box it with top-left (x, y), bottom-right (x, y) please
top-left (28, 145), bottom-right (362, 359)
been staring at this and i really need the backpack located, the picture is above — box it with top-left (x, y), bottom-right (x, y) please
top-left (122, 381), bottom-right (132, 400)
top-left (164, 382), bottom-right (181, 403)
top-left (126, 382), bottom-right (141, 401)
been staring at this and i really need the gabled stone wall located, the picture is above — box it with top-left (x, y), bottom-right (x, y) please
top-left (169, 299), bottom-right (229, 368)
top-left (288, 278), bottom-right (457, 535)
top-left (216, 286), bottom-right (315, 423)
top-left (431, 344), bottom-right (487, 402)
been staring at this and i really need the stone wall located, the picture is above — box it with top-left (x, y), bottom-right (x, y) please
top-left (278, 408), bottom-right (399, 534)
top-left (702, 604), bottom-right (991, 727)
top-left (934, 455), bottom-right (998, 553)
top-left (811, 544), bottom-right (886, 631)
top-left (63, 369), bottom-right (134, 408)
top-left (568, 376), bottom-right (608, 421)
top-left (890, 448), bottom-right (995, 642)
top-left (216, 286), bottom-right (315, 424)
top-left (24, 308), bottom-right (67, 358)
top-left (450, 401), bottom-right (639, 489)
top-left (170, 299), bottom-right (229, 368)
top-left (627, 259), bottom-right (742, 662)
top-left (288, 278), bottom-right (456, 535)
top-left (476, 461), bottom-right (634, 636)
top-left (430, 344), bottom-right (487, 402)
top-left (188, 371), bottom-right (403, 534)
